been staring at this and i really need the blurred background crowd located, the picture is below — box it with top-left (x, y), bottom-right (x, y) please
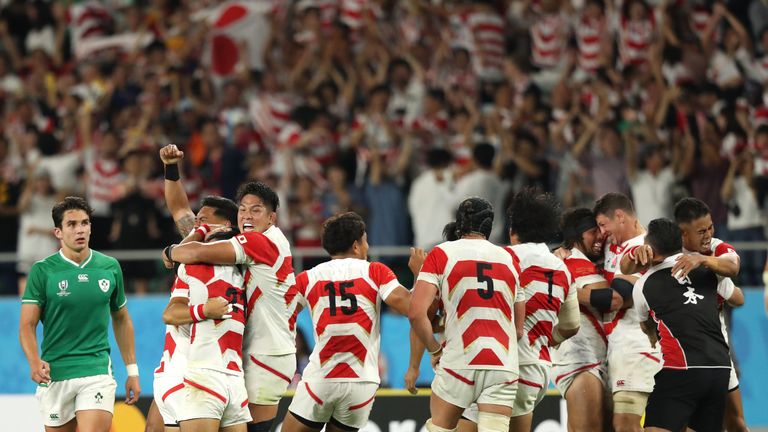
top-left (1, 0), bottom-right (768, 297)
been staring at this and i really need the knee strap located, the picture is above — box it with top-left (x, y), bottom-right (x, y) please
top-left (477, 412), bottom-right (510, 432)
top-left (425, 419), bottom-right (458, 432)
top-left (613, 391), bottom-right (648, 416)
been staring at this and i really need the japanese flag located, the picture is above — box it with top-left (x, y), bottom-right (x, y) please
top-left (204, 1), bottom-right (272, 77)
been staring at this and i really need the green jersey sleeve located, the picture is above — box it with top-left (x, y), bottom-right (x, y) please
top-left (110, 259), bottom-right (127, 311)
top-left (21, 262), bottom-right (46, 308)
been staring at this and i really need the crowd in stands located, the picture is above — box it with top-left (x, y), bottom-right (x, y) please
top-left (0, 0), bottom-right (767, 294)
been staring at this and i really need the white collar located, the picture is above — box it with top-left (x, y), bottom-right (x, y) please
top-left (58, 249), bottom-right (93, 268)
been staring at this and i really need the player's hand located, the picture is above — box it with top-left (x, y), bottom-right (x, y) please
top-left (671, 254), bottom-right (705, 279)
top-left (203, 296), bottom-right (233, 319)
top-left (30, 359), bottom-right (51, 384)
top-left (553, 247), bottom-right (571, 261)
top-left (633, 245), bottom-right (654, 266)
top-left (409, 247), bottom-right (426, 276)
top-left (159, 144), bottom-right (184, 165)
top-left (405, 366), bottom-right (419, 394)
top-left (162, 251), bottom-right (174, 269)
top-left (430, 351), bottom-right (442, 369)
top-left (125, 375), bottom-right (140, 404)
top-left (610, 290), bottom-right (624, 311)
top-left (204, 224), bottom-right (231, 242)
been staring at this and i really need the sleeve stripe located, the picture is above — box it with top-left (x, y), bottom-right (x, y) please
top-left (21, 299), bottom-right (39, 304)
top-left (117, 299), bottom-right (127, 309)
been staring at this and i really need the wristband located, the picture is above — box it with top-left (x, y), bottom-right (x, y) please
top-left (189, 304), bottom-right (206, 322)
top-left (589, 288), bottom-right (614, 312)
top-left (164, 163), bottom-right (180, 181)
top-left (163, 244), bottom-right (176, 263)
top-left (428, 344), bottom-right (442, 356)
top-left (611, 278), bottom-right (634, 302)
top-left (194, 224), bottom-right (211, 239)
top-left (126, 363), bottom-right (139, 377)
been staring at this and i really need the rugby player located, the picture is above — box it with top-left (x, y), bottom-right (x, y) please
top-left (282, 212), bottom-right (411, 432)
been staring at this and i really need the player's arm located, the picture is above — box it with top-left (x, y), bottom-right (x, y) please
top-left (408, 280), bottom-right (442, 358)
top-left (383, 286), bottom-right (410, 315)
top-left (671, 252), bottom-right (740, 279)
top-left (633, 278), bottom-right (657, 347)
top-left (19, 304), bottom-right (50, 384)
top-left (162, 296), bottom-right (232, 324)
top-left (620, 244), bottom-right (653, 275)
top-left (160, 144), bottom-right (196, 236)
top-left (552, 285), bottom-right (580, 345)
top-left (405, 328), bottom-right (425, 394)
top-left (111, 306), bottom-right (140, 404)
top-left (727, 286), bottom-right (745, 307)
top-left (639, 316), bottom-right (658, 348)
top-left (611, 274), bottom-right (637, 309)
top-left (164, 240), bottom-right (237, 265)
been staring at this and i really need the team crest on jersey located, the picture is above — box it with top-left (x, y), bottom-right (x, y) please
top-left (78, 274), bottom-right (89, 282)
top-left (57, 280), bottom-right (69, 297)
top-left (98, 279), bottom-right (110, 292)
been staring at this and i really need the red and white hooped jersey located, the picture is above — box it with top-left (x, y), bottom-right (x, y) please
top-left (530, 12), bottom-right (569, 69)
top-left (553, 248), bottom-right (609, 366)
top-left (154, 276), bottom-right (191, 376)
top-left (294, 258), bottom-right (402, 383)
top-left (229, 226), bottom-right (298, 356)
top-left (418, 239), bottom-right (522, 373)
top-left (575, 15), bottom-right (607, 72)
top-left (618, 16), bottom-right (656, 66)
top-left (174, 263), bottom-right (246, 376)
top-left (510, 243), bottom-right (574, 366)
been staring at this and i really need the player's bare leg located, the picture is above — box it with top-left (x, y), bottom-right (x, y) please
top-left (179, 418), bottom-right (221, 432)
top-left (45, 417), bottom-right (77, 432)
top-left (248, 403), bottom-right (279, 432)
top-left (73, 409), bottom-right (113, 432)
top-left (327, 421), bottom-right (359, 432)
top-left (429, 393), bottom-right (465, 430)
top-left (457, 419), bottom-right (477, 432)
top-left (509, 413), bottom-right (532, 432)
top-left (565, 373), bottom-right (605, 432)
top-left (723, 389), bottom-right (749, 432)
top-left (643, 428), bottom-right (672, 432)
top-left (280, 412), bottom-right (321, 432)
top-left (613, 413), bottom-right (643, 432)
top-left (221, 423), bottom-right (247, 432)
top-left (146, 400), bottom-right (175, 432)
top-left (612, 390), bottom-right (646, 432)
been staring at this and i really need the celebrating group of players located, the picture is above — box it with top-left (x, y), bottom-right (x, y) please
top-left (146, 143), bottom-right (746, 432)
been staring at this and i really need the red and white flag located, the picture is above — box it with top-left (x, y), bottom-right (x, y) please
top-left (202, 1), bottom-right (273, 77)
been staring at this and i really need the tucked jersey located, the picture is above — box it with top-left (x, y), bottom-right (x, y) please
top-left (154, 276), bottom-right (191, 377)
top-left (557, 248), bottom-right (609, 363)
top-left (229, 226), bottom-right (298, 356)
top-left (633, 254), bottom-right (730, 369)
top-left (511, 243), bottom-right (574, 366)
top-left (418, 239), bottom-right (522, 372)
top-left (175, 263), bottom-right (247, 375)
top-left (21, 250), bottom-right (126, 381)
top-left (295, 258), bottom-right (401, 383)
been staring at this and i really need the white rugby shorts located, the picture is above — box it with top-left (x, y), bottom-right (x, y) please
top-left (552, 361), bottom-right (608, 397)
top-left (177, 368), bottom-right (251, 427)
top-left (432, 366), bottom-right (518, 410)
top-left (289, 380), bottom-right (378, 429)
top-left (153, 372), bottom-right (186, 425)
top-left (608, 348), bottom-right (662, 394)
top-left (512, 364), bottom-right (549, 417)
top-left (244, 353), bottom-right (296, 405)
top-left (35, 374), bottom-right (116, 427)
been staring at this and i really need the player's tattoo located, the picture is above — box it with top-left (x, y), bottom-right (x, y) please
top-left (176, 214), bottom-right (196, 237)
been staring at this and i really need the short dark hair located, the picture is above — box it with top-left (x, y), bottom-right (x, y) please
top-left (473, 143), bottom-right (495, 169)
top-left (593, 193), bottom-right (635, 217)
top-left (442, 222), bottom-right (459, 241)
top-left (508, 188), bottom-right (562, 243)
top-left (426, 149), bottom-right (453, 169)
top-left (561, 207), bottom-right (597, 249)
top-left (673, 197), bottom-right (710, 224)
top-left (52, 196), bottom-right (94, 228)
top-left (200, 196), bottom-right (238, 226)
top-left (454, 197), bottom-right (494, 239)
top-left (235, 181), bottom-right (279, 212)
top-left (322, 212), bottom-right (366, 256)
top-left (646, 218), bottom-right (682, 257)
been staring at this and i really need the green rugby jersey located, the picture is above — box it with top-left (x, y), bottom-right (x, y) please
top-left (21, 249), bottom-right (127, 381)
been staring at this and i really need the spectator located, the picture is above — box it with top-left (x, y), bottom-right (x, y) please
top-left (455, 143), bottom-right (506, 244)
top-left (626, 140), bottom-right (679, 226)
top-left (16, 167), bottom-right (58, 295)
top-left (721, 151), bottom-right (766, 286)
top-left (409, 149), bottom-right (455, 249)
